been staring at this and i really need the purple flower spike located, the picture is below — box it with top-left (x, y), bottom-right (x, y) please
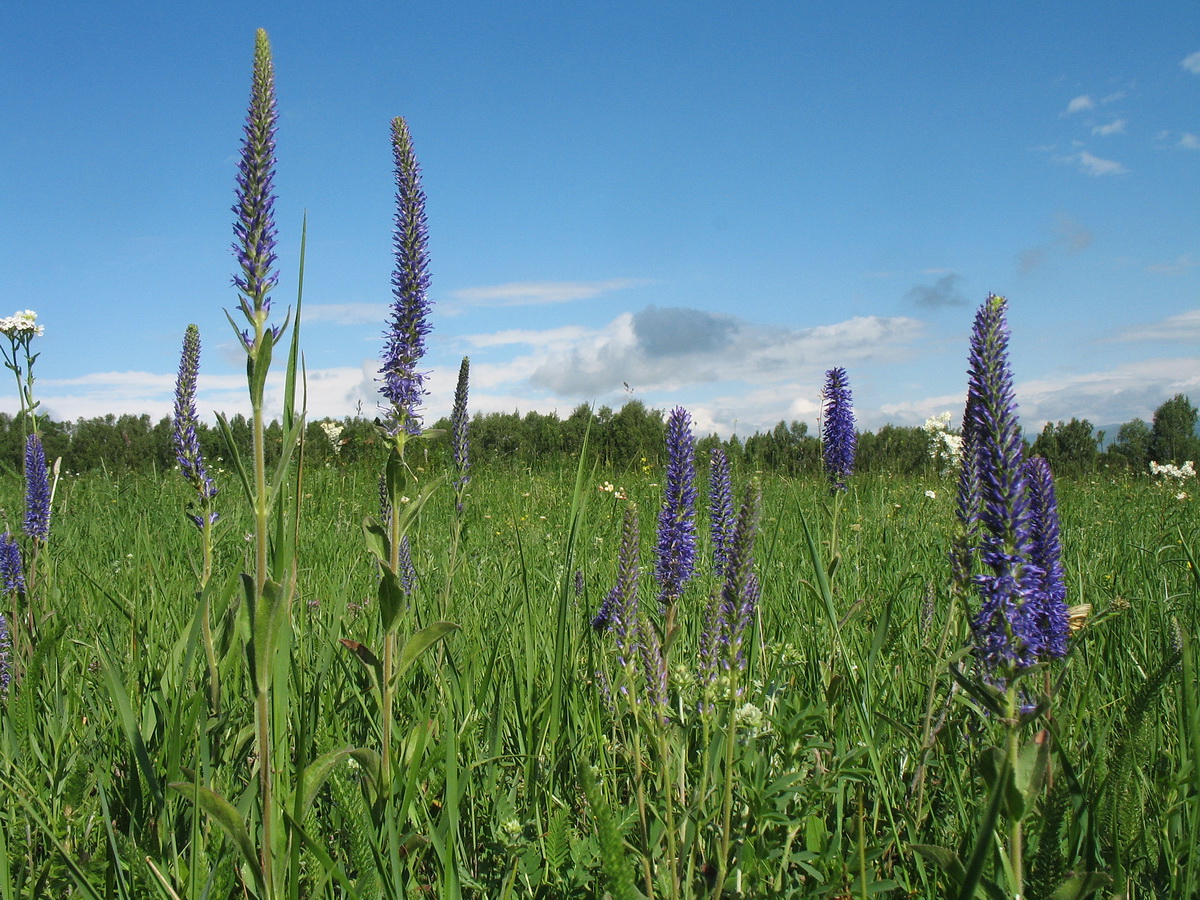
top-left (398, 535), bottom-right (418, 596)
top-left (451, 356), bottom-right (470, 509)
top-left (232, 29), bottom-right (279, 329)
top-left (0, 534), bottom-right (25, 595)
top-left (173, 325), bottom-right (219, 529)
top-left (964, 295), bottom-right (1044, 676)
top-left (592, 504), bottom-right (641, 668)
top-left (0, 613), bottom-right (10, 697)
top-left (822, 367), bottom-right (856, 491)
top-left (709, 447), bottom-right (734, 579)
top-left (23, 434), bottom-right (50, 543)
top-left (656, 407), bottom-right (697, 608)
top-left (1025, 456), bottom-right (1068, 661)
top-left (721, 488), bottom-right (761, 672)
top-left (380, 116), bottom-right (433, 435)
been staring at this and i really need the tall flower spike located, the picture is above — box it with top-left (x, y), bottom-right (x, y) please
top-left (656, 407), bottom-right (697, 608)
top-left (451, 356), bottom-right (471, 510)
top-left (709, 446), bottom-right (734, 579)
top-left (592, 504), bottom-right (641, 670)
top-left (1025, 456), bottom-right (1068, 661)
top-left (0, 534), bottom-right (25, 595)
top-left (24, 434), bottom-right (50, 543)
top-left (232, 29), bottom-right (279, 335)
top-left (965, 295), bottom-right (1043, 675)
top-left (173, 325), bottom-right (219, 529)
top-left (821, 367), bottom-right (856, 491)
top-left (721, 487), bottom-right (761, 672)
top-left (0, 613), bottom-right (10, 698)
top-left (380, 116), bottom-right (432, 435)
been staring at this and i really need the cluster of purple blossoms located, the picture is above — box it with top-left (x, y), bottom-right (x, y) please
top-left (379, 117), bottom-right (432, 436)
top-left (592, 504), bottom-right (642, 666)
top-left (173, 325), bottom-right (219, 529)
top-left (24, 434), bottom-right (50, 543)
top-left (656, 407), bottom-right (697, 608)
top-left (821, 367), bottom-right (856, 492)
top-left (698, 488), bottom-right (761, 700)
top-left (709, 447), bottom-right (735, 579)
top-left (0, 612), bottom-right (10, 697)
top-left (960, 295), bottom-right (1067, 677)
top-left (231, 29), bottom-right (280, 348)
top-left (1, 533), bottom-right (24, 595)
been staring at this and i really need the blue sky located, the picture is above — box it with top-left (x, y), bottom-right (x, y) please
top-left (2, 1), bottom-right (1197, 437)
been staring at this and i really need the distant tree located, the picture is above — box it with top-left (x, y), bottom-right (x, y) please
top-left (1030, 418), bottom-right (1099, 476)
top-left (1150, 394), bottom-right (1200, 465)
top-left (744, 420), bottom-right (815, 474)
top-left (855, 424), bottom-right (928, 476)
top-left (1108, 418), bottom-right (1153, 471)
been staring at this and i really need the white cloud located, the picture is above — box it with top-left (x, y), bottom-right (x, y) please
top-left (463, 325), bottom-right (588, 349)
top-left (1146, 254), bottom-right (1199, 275)
top-left (1111, 308), bottom-right (1200, 340)
top-left (1063, 95), bottom-right (1095, 115)
top-left (1091, 119), bottom-right (1126, 136)
top-left (1100, 91), bottom-right (1126, 105)
top-left (450, 279), bottom-right (648, 307)
top-left (522, 308), bottom-right (925, 397)
top-left (1016, 357), bottom-right (1200, 427)
top-left (304, 303), bottom-right (388, 325)
top-left (1179, 133), bottom-right (1200, 150)
top-left (1072, 151), bottom-right (1128, 176)
top-left (1182, 50), bottom-right (1200, 74)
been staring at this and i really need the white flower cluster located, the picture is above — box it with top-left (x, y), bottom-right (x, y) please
top-left (1149, 460), bottom-right (1195, 481)
top-left (319, 420), bottom-right (345, 453)
top-left (0, 309), bottom-right (43, 337)
top-left (922, 412), bottom-right (963, 475)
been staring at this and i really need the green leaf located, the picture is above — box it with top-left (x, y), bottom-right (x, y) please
top-left (910, 844), bottom-right (966, 885)
top-left (215, 411), bottom-right (254, 503)
top-left (378, 569), bottom-right (406, 634)
top-left (250, 577), bottom-right (289, 694)
top-left (362, 516), bottom-right (390, 567)
top-left (1015, 735), bottom-right (1051, 815)
top-left (97, 646), bottom-right (164, 807)
top-left (281, 808), bottom-right (363, 900)
top-left (1047, 871), bottom-right (1112, 900)
top-left (169, 782), bottom-right (264, 896)
top-left (298, 746), bottom-right (360, 819)
top-left (395, 621), bottom-right (460, 684)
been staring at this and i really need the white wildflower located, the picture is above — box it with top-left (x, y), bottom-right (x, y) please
top-left (318, 420), bottom-right (344, 453)
top-left (0, 310), bottom-right (43, 337)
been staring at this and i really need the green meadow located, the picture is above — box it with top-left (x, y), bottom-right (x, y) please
top-left (1, 460), bottom-right (1196, 898)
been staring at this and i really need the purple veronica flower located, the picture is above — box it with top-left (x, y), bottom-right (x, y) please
top-left (697, 591), bottom-right (727, 704)
top-left (1025, 456), bottom-right (1068, 661)
top-left (592, 504), bottom-right (641, 669)
top-left (637, 617), bottom-right (669, 721)
top-left (232, 29), bottom-right (280, 331)
top-left (964, 295), bottom-right (1044, 675)
top-left (0, 534), bottom-right (25, 594)
top-left (451, 356), bottom-right (470, 508)
top-left (0, 613), bottom-right (10, 697)
top-left (655, 407), bottom-right (697, 607)
top-left (379, 117), bottom-right (432, 435)
top-left (721, 488), bottom-right (761, 672)
top-left (709, 447), bottom-right (734, 579)
top-left (24, 434), bottom-right (50, 543)
top-left (173, 325), bottom-right (219, 529)
top-left (397, 535), bottom-right (418, 596)
top-left (821, 367), bottom-right (856, 491)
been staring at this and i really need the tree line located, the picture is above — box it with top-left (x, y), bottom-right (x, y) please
top-left (1, 394), bottom-right (1196, 480)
